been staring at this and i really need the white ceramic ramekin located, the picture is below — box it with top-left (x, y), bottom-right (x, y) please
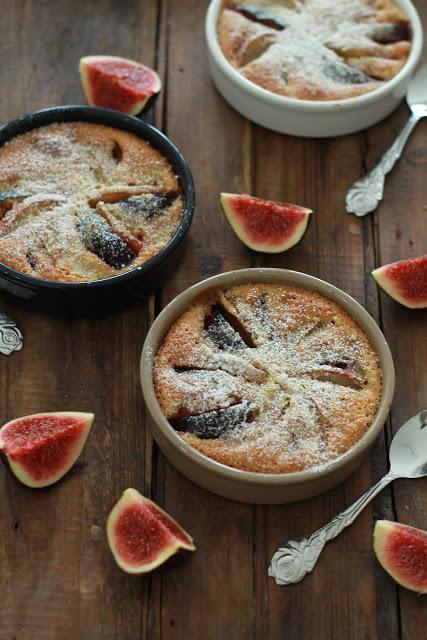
top-left (205, 0), bottom-right (423, 137)
top-left (141, 269), bottom-right (395, 504)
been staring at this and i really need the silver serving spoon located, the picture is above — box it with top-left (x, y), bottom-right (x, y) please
top-left (269, 410), bottom-right (427, 586)
top-left (346, 64), bottom-right (427, 217)
top-left (0, 311), bottom-right (23, 355)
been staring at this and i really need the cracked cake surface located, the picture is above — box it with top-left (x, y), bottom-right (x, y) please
top-left (218, 0), bottom-right (412, 101)
top-left (154, 283), bottom-right (382, 473)
top-left (0, 122), bottom-right (183, 281)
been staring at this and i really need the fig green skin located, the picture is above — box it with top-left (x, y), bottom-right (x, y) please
top-left (373, 520), bottom-right (427, 594)
top-left (0, 412), bottom-right (94, 488)
top-left (79, 55), bottom-right (162, 116)
top-left (106, 488), bottom-right (195, 575)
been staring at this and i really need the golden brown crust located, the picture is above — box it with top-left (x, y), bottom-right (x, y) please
top-left (218, 0), bottom-right (411, 101)
top-left (154, 283), bottom-right (382, 474)
top-left (0, 122), bottom-right (183, 281)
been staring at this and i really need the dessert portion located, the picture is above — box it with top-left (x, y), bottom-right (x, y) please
top-left (0, 122), bottom-right (183, 281)
top-left (154, 283), bottom-right (382, 473)
top-left (218, 0), bottom-right (412, 101)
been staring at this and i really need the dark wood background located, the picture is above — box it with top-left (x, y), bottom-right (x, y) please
top-left (0, 1), bottom-right (426, 638)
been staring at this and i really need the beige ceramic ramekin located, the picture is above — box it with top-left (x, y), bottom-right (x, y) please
top-left (140, 269), bottom-right (395, 504)
top-left (205, 0), bottom-right (423, 137)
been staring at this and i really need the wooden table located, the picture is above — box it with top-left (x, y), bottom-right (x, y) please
top-left (1, 2), bottom-right (426, 638)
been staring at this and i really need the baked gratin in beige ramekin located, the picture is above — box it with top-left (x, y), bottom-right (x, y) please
top-left (141, 269), bottom-right (395, 504)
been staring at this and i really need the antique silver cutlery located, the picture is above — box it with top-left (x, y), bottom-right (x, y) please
top-left (346, 64), bottom-right (427, 217)
top-left (269, 410), bottom-right (427, 585)
top-left (0, 312), bottom-right (23, 355)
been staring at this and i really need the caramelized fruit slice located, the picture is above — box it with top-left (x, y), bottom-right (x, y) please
top-left (118, 194), bottom-right (172, 219)
top-left (172, 401), bottom-right (255, 439)
top-left (322, 61), bottom-right (374, 84)
top-left (370, 22), bottom-right (411, 44)
top-left (233, 3), bottom-right (286, 30)
top-left (78, 210), bottom-right (135, 268)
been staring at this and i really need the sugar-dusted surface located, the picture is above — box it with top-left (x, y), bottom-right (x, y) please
top-left (155, 283), bottom-right (382, 472)
top-left (218, 0), bottom-right (411, 100)
top-left (0, 122), bottom-right (183, 281)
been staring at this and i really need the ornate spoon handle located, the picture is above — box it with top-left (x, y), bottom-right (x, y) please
top-left (268, 473), bottom-right (396, 586)
top-left (0, 312), bottom-right (24, 355)
top-left (345, 113), bottom-right (420, 217)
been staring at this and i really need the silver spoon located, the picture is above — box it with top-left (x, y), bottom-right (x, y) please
top-left (269, 410), bottom-right (427, 586)
top-left (346, 64), bottom-right (427, 217)
top-left (0, 312), bottom-right (23, 355)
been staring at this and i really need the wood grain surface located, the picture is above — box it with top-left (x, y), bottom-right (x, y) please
top-left (0, 1), bottom-right (426, 639)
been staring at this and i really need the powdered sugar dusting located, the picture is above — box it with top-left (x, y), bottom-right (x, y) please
top-left (155, 284), bottom-right (382, 473)
top-left (220, 0), bottom-right (411, 99)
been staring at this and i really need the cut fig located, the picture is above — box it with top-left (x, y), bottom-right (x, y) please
top-left (107, 488), bottom-right (195, 574)
top-left (233, 4), bottom-right (286, 30)
top-left (79, 55), bottom-right (161, 115)
top-left (78, 209), bottom-right (135, 268)
top-left (0, 412), bottom-right (94, 488)
top-left (372, 255), bottom-right (427, 309)
top-left (370, 21), bottom-right (411, 44)
top-left (172, 401), bottom-right (255, 439)
top-left (220, 193), bottom-right (312, 253)
top-left (322, 61), bottom-right (373, 84)
top-left (373, 520), bottom-right (427, 594)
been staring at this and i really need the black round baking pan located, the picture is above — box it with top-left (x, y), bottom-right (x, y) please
top-left (0, 106), bottom-right (195, 311)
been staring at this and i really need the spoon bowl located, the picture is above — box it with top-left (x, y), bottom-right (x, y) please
top-left (389, 410), bottom-right (427, 478)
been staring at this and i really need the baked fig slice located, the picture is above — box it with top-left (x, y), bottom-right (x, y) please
top-left (373, 520), bottom-right (427, 594)
top-left (372, 255), bottom-right (427, 309)
top-left (220, 193), bottom-right (312, 253)
top-left (107, 488), bottom-right (195, 574)
top-left (0, 412), bottom-right (94, 488)
top-left (79, 55), bottom-right (161, 115)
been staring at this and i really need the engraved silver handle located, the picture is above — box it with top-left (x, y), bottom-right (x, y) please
top-left (268, 473), bottom-right (396, 586)
top-left (346, 113), bottom-right (420, 217)
top-left (0, 312), bottom-right (24, 355)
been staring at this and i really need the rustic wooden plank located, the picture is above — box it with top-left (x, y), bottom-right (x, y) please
top-left (363, 3), bottom-right (427, 636)
top-left (0, 1), bottom-right (160, 638)
top-left (251, 129), bottom-right (399, 639)
top-left (149, 1), bottom-right (256, 638)
top-left (365, 0), bottom-right (427, 630)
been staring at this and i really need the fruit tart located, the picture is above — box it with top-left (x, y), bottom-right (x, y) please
top-left (218, 0), bottom-right (412, 101)
top-left (154, 283), bottom-right (382, 473)
top-left (0, 122), bottom-right (183, 281)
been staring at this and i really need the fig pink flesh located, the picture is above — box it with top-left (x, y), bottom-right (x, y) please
top-left (379, 255), bottom-right (427, 304)
top-left (227, 195), bottom-right (307, 246)
top-left (1, 415), bottom-right (86, 480)
top-left (113, 502), bottom-right (174, 566)
top-left (145, 503), bottom-right (192, 545)
top-left (381, 523), bottom-right (427, 590)
top-left (85, 60), bottom-right (157, 112)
